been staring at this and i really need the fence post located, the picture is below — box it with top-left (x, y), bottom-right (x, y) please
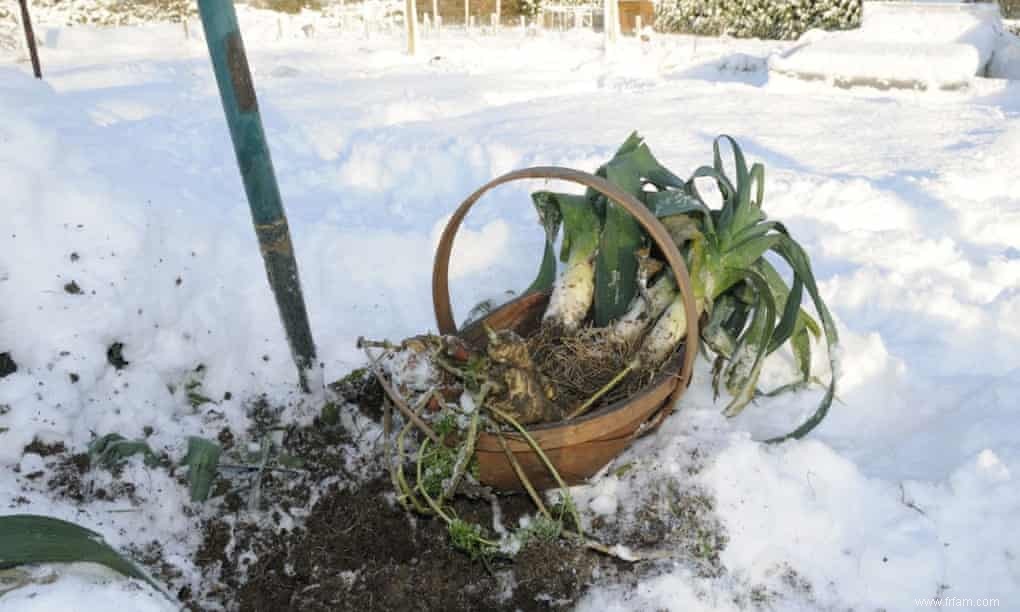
top-left (604, 0), bottom-right (617, 46)
top-left (17, 0), bottom-right (41, 79)
top-left (405, 0), bottom-right (418, 53)
top-left (196, 0), bottom-right (320, 394)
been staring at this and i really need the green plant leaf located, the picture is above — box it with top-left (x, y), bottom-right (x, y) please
top-left (526, 241), bottom-right (558, 294)
top-left (88, 433), bottom-right (158, 469)
top-left (531, 191), bottom-right (563, 244)
top-left (647, 188), bottom-right (716, 236)
top-left (715, 135), bottom-right (749, 196)
top-left (710, 136), bottom-right (761, 244)
top-left (720, 234), bottom-right (782, 272)
top-left (800, 309), bottom-right (822, 338)
top-left (584, 131), bottom-right (642, 212)
top-left (722, 270), bottom-right (777, 417)
top-left (764, 235), bottom-right (840, 443)
top-left (691, 165), bottom-right (735, 204)
top-left (749, 162), bottom-right (765, 208)
top-left (702, 293), bottom-right (743, 359)
top-left (527, 191), bottom-right (564, 294)
top-left (551, 193), bottom-right (600, 264)
top-left (791, 325), bottom-right (812, 381)
top-left (620, 140), bottom-right (686, 189)
top-left (727, 218), bottom-right (782, 252)
top-left (0, 515), bottom-right (167, 596)
top-left (593, 158), bottom-right (648, 326)
top-left (181, 437), bottom-right (221, 502)
top-left (753, 258), bottom-right (803, 353)
top-left (770, 274), bottom-right (803, 353)
top-left (595, 203), bottom-right (642, 326)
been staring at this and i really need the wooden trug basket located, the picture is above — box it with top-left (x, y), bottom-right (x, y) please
top-left (432, 167), bottom-right (699, 491)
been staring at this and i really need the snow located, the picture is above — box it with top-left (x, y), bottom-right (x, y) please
top-left (0, 564), bottom-right (176, 612)
top-left (2, 4), bottom-right (1020, 610)
top-left (771, 1), bottom-right (1007, 89)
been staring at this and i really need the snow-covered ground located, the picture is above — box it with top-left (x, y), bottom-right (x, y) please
top-left (771, 1), bottom-right (1010, 89)
top-left (2, 6), bottom-right (1020, 611)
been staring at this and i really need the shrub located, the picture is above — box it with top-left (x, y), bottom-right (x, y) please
top-left (655, 0), bottom-right (861, 40)
top-left (250, 0), bottom-right (324, 14)
top-left (1002, 0), bottom-right (1020, 19)
top-left (518, 0), bottom-right (543, 20)
top-left (31, 0), bottom-right (196, 25)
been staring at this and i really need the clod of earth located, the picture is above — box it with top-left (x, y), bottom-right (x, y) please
top-left (0, 353), bottom-right (16, 378)
top-left (106, 342), bottom-right (129, 369)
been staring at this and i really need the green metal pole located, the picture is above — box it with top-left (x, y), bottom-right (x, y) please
top-left (197, 0), bottom-right (319, 393)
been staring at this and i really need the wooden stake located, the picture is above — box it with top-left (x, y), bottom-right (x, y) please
top-left (405, 0), bottom-right (418, 54)
top-left (604, 0), bottom-right (617, 46)
top-left (17, 0), bottom-right (41, 79)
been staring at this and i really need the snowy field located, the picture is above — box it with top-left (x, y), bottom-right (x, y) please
top-left (2, 6), bottom-right (1020, 611)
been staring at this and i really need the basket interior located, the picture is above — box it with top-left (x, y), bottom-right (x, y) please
top-left (458, 291), bottom-right (686, 431)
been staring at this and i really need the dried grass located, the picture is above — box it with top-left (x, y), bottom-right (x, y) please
top-left (527, 324), bottom-right (651, 413)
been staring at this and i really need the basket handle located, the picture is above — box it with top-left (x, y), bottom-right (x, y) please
top-left (431, 166), bottom-right (699, 426)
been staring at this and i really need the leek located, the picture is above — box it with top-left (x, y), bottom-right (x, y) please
top-left (539, 193), bottom-right (601, 333)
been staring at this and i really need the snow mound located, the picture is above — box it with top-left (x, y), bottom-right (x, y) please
top-left (771, 1), bottom-right (1004, 89)
top-left (0, 564), bottom-right (175, 612)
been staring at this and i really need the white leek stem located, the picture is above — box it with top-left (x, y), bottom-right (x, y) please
top-left (610, 272), bottom-right (677, 347)
top-left (636, 295), bottom-right (704, 369)
top-left (543, 255), bottom-right (595, 333)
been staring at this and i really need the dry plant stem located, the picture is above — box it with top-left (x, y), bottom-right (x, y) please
top-left (567, 363), bottom-right (635, 420)
top-left (444, 385), bottom-right (492, 495)
top-left (395, 418), bottom-right (429, 514)
top-left (439, 407), bottom-right (481, 506)
top-left (362, 346), bottom-right (441, 445)
top-left (356, 337), bottom-right (400, 351)
top-left (487, 405), bottom-right (584, 537)
top-left (247, 437), bottom-right (271, 512)
top-left (495, 431), bottom-right (551, 520)
top-left (382, 398), bottom-right (393, 466)
top-left (393, 391), bottom-right (436, 514)
top-left (219, 463), bottom-right (305, 476)
top-left (561, 531), bottom-right (673, 562)
top-left (493, 424), bottom-right (651, 562)
top-left (432, 353), bottom-right (468, 378)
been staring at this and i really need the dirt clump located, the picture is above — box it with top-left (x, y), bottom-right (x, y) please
top-left (191, 476), bottom-right (601, 611)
